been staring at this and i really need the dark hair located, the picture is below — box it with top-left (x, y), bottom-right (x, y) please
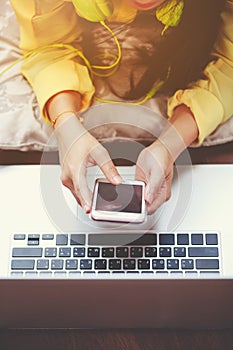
top-left (81, 0), bottom-right (225, 100)
top-left (110, 0), bottom-right (225, 99)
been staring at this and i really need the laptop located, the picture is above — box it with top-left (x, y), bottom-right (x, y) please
top-left (0, 162), bottom-right (232, 329)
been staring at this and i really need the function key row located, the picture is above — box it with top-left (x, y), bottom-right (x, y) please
top-left (13, 233), bottom-right (219, 246)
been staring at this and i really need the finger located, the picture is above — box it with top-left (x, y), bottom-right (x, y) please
top-left (146, 177), bottom-right (172, 215)
top-left (135, 162), bottom-right (149, 183)
top-left (60, 174), bottom-right (73, 191)
top-left (101, 159), bottom-right (122, 184)
top-left (73, 172), bottom-right (93, 213)
top-left (94, 147), bottom-right (122, 184)
top-left (144, 168), bottom-right (165, 205)
top-left (61, 174), bottom-right (85, 211)
top-left (61, 172), bottom-right (91, 212)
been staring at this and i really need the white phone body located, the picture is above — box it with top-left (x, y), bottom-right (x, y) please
top-left (91, 178), bottom-right (146, 223)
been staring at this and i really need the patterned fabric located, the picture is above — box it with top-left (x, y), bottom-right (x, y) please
top-left (0, 0), bottom-right (232, 151)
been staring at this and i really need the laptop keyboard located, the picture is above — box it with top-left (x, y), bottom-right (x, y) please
top-left (10, 231), bottom-right (221, 278)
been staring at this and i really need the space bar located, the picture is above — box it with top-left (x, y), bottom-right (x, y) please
top-left (88, 233), bottom-right (157, 246)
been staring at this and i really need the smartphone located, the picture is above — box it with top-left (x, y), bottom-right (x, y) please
top-left (91, 178), bottom-right (146, 223)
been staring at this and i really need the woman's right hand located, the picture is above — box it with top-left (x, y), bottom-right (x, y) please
top-left (55, 114), bottom-right (122, 214)
top-left (46, 91), bottom-right (122, 213)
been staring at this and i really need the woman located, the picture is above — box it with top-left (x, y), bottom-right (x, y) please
top-left (10, 0), bottom-right (233, 214)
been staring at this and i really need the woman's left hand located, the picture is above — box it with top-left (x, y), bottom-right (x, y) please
top-left (135, 104), bottom-right (199, 214)
top-left (135, 140), bottom-right (174, 214)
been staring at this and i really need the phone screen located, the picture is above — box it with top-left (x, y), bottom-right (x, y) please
top-left (95, 182), bottom-right (143, 213)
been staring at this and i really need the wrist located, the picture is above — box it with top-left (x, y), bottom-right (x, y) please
top-left (157, 104), bottom-right (199, 160)
top-left (52, 110), bottom-right (83, 129)
top-left (45, 90), bottom-right (82, 127)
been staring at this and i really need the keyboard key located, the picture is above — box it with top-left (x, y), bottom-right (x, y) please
top-left (123, 259), bottom-right (136, 270)
top-left (129, 234), bottom-right (157, 246)
top-left (206, 234), bottom-right (218, 245)
top-left (138, 259), bottom-right (150, 269)
top-left (13, 234), bottom-right (26, 240)
top-left (109, 259), bottom-right (121, 270)
top-left (130, 247), bottom-right (143, 257)
top-left (80, 259), bottom-right (92, 270)
top-left (66, 259), bottom-right (78, 270)
top-left (56, 234), bottom-right (68, 246)
top-left (200, 271), bottom-right (220, 275)
top-left (45, 248), bottom-right (57, 257)
top-left (59, 248), bottom-right (71, 257)
top-left (112, 271), bottom-right (125, 274)
top-left (88, 233), bottom-right (157, 246)
top-left (69, 271), bottom-right (81, 276)
top-left (28, 234), bottom-right (40, 246)
top-left (54, 271), bottom-right (67, 277)
top-left (188, 247), bottom-right (218, 257)
top-left (37, 259), bottom-right (49, 270)
top-left (73, 247), bottom-right (85, 257)
top-left (42, 234), bottom-right (54, 240)
top-left (25, 271), bottom-right (38, 277)
top-left (102, 247), bottom-right (114, 257)
top-left (152, 259), bottom-right (165, 270)
top-left (127, 271), bottom-right (139, 274)
top-left (145, 247), bottom-right (157, 257)
top-left (116, 247), bottom-right (128, 258)
top-left (159, 247), bottom-right (171, 257)
top-left (12, 248), bottom-right (42, 257)
top-left (159, 234), bottom-right (174, 245)
top-left (191, 234), bottom-right (203, 245)
top-left (88, 247), bottom-right (100, 257)
top-left (40, 271), bottom-right (52, 277)
top-left (196, 259), bottom-right (219, 270)
top-left (177, 234), bottom-right (189, 245)
top-left (11, 259), bottom-right (35, 270)
top-left (167, 259), bottom-right (179, 270)
top-left (51, 259), bottom-right (63, 270)
top-left (11, 272), bottom-right (24, 277)
top-left (174, 247), bottom-right (186, 257)
top-left (94, 259), bottom-right (107, 270)
top-left (181, 259), bottom-right (194, 270)
top-left (70, 234), bottom-right (85, 245)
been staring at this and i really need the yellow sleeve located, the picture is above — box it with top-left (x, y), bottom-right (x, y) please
top-left (10, 0), bottom-right (95, 120)
top-left (167, 0), bottom-right (233, 144)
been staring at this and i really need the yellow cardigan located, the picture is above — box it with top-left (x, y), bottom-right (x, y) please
top-left (10, 0), bottom-right (233, 144)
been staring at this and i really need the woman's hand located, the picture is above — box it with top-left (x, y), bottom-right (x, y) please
top-left (135, 140), bottom-right (174, 214)
top-left (57, 124), bottom-right (122, 213)
top-left (46, 90), bottom-right (122, 213)
top-left (135, 104), bottom-right (199, 214)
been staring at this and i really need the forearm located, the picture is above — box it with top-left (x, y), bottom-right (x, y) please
top-left (46, 90), bottom-right (90, 155)
top-left (156, 104), bottom-right (199, 160)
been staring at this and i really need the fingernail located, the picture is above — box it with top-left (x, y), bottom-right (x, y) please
top-left (84, 204), bottom-right (90, 214)
top-left (112, 175), bottom-right (122, 184)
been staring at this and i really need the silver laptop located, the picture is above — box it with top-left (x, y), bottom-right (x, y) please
top-left (0, 162), bottom-right (232, 329)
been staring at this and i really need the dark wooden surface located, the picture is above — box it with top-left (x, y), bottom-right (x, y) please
top-left (0, 140), bottom-right (233, 165)
top-left (0, 141), bottom-right (233, 349)
top-left (1, 328), bottom-right (233, 350)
